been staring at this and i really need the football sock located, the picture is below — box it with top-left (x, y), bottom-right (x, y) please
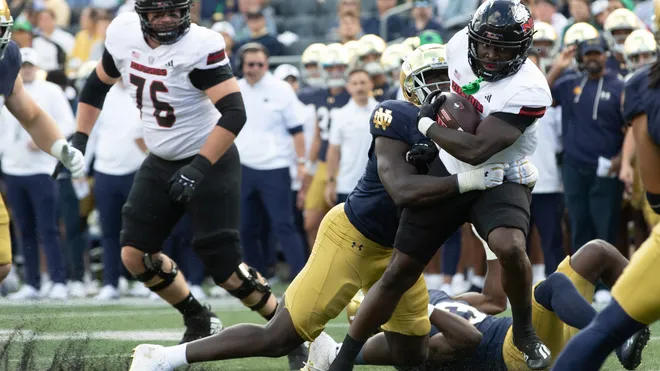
top-left (329, 334), bottom-right (364, 371)
top-left (552, 300), bottom-right (645, 371)
top-left (173, 293), bottom-right (205, 318)
top-left (534, 272), bottom-right (596, 329)
top-left (511, 303), bottom-right (534, 345)
top-left (164, 343), bottom-right (189, 368)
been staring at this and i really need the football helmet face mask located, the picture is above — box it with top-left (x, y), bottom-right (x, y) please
top-left (623, 29), bottom-right (658, 70)
top-left (0, 0), bottom-right (12, 60)
top-left (467, 0), bottom-right (534, 82)
top-left (321, 43), bottom-right (350, 88)
top-left (400, 44), bottom-right (450, 106)
top-left (135, 0), bottom-right (191, 45)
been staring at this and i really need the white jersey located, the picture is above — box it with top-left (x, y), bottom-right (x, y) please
top-left (441, 27), bottom-right (552, 174)
top-left (105, 12), bottom-right (229, 161)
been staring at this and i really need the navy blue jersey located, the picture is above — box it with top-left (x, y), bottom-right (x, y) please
top-left (624, 65), bottom-right (660, 146)
top-left (298, 87), bottom-right (350, 162)
top-left (607, 55), bottom-right (629, 77)
top-left (0, 42), bottom-right (22, 107)
top-left (372, 83), bottom-right (391, 102)
top-left (344, 100), bottom-right (428, 247)
top-left (428, 289), bottom-right (511, 371)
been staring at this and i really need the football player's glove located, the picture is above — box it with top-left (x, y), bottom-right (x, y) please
top-left (406, 141), bottom-right (438, 175)
top-left (51, 131), bottom-right (88, 179)
top-left (506, 159), bottom-right (538, 189)
top-left (168, 155), bottom-right (212, 204)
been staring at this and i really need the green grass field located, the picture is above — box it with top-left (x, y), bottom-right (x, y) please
top-left (0, 288), bottom-right (658, 371)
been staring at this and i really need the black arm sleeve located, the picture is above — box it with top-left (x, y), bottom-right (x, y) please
top-left (215, 92), bottom-right (247, 136)
top-left (102, 49), bottom-right (121, 79)
top-left (189, 64), bottom-right (234, 91)
top-left (491, 112), bottom-right (537, 133)
top-left (78, 69), bottom-right (113, 109)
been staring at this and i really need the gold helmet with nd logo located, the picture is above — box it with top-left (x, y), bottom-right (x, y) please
top-left (301, 43), bottom-right (327, 88)
top-left (0, 0), bottom-right (12, 59)
top-left (321, 43), bottom-right (350, 88)
top-left (604, 8), bottom-right (642, 53)
top-left (400, 44), bottom-right (450, 106)
top-left (533, 21), bottom-right (558, 70)
top-left (623, 29), bottom-right (657, 71)
top-left (381, 43), bottom-right (413, 86)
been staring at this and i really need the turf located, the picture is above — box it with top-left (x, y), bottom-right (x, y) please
top-left (0, 295), bottom-right (657, 371)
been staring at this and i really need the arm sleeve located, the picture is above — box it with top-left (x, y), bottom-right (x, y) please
top-left (102, 49), bottom-right (121, 79)
top-left (490, 112), bottom-right (537, 133)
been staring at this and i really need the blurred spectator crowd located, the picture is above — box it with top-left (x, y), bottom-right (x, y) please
top-left (0, 0), bottom-right (658, 310)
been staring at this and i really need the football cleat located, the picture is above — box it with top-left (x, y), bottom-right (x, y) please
top-left (129, 344), bottom-right (173, 371)
top-left (179, 306), bottom-right (223, 344)
top-left (519, 337), bottom-right (551, 370)
top-left (288, 343), bottom-right (309, 370)
top-left (616, 327), bottom-right (650, 370)
top-left (301, 332), bottom-right (338, 371)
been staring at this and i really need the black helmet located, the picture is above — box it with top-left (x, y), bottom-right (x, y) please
top-left (467, 0), bottom-right (534, 82)
top-left (135, 0), bottom-right (191, 45)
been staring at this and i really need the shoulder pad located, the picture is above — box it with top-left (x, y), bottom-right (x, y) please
top-left (105, 12), bottom-right (140, 58)
top-left (191, 25), bottom-right (229, 70)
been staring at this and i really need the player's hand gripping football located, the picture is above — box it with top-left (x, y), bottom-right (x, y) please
top-left (417, 89), bottom-right (446, 136)
top-left (505, 159), bottom-right (538, 189)
top-left (457, 162), bottom-right (508, 194)
top-left (168, 155), bottom-right (213, 204)
top-left (406, 141), bottom-right (438, 174)
top-left (51, 132), bottom-right (88, 179)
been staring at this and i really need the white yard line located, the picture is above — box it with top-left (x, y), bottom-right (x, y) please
top-left (0, 329), bottom-right (183, 342)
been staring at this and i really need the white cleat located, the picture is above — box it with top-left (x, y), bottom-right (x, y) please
top-left (189, 285), bottom-right (207, 301)
top-left (39, 280), bottom-right (53, 298)
top-left (69, 281), bottom-right (87, 298)
top-left (129, 344), bottom-right (173, 371)
top-left (8, 285), bottom-right (39, 300)
top-left (95, 285), bottom-right (120, 301)
top-left (48, 283), bottom-right (69, 300)
top-left (302, 332), bottom-right (338, 371)
top-left (118, 277), bottom-right (130, 295)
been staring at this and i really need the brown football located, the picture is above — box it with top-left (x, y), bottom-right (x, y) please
top-left (435, 93), bottom-right (482, 134)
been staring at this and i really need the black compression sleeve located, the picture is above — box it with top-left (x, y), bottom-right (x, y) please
top-left (491, 112), bottom-right (537, 133)
top-left (102, 49), bottom-right (121, 79)
top-left (189, 64), bottom-right (234, 91)
top-left (79, 69), bottom-right (113, 109)
top-left (215, 92), bottom-right (247, 136)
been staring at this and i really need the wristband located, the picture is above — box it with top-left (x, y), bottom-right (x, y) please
top-left (417, 117), bottom-right (434, 136)
top-left (456, 169), bottom-right (484, 194)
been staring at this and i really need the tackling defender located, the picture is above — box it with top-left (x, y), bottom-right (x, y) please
top-left (331, 1), bottom-right (553, 369)
top-left (64, 0), bottom-right (304, 363)
top-left (313, 238), bottom-right (648, 371)
top-left (0, 0), bottom-right (84, 288)
top-left (127, 44), bottom-right (537, 371)
top-left (552, 2), bottom-right (660, 369)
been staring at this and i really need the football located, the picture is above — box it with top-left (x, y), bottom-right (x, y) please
top-left (435, 93), bottom-right (482, 134)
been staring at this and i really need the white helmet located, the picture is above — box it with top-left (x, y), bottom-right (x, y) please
top-left (623, 29), bottom-right (657, 70)
top-left (321, 43), bottom-right (350, 88)
top-left (301, 43), bottom-right (327, 88)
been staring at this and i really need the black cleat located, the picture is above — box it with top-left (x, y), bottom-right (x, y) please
top-left (179, 306), bottom-right (223, 344)
top-left (616, 327), bottom-right (650, 370)
top-left (518, 337), bottom-right (551, 370)
top-left (287, 343), bottom-right (308, 370)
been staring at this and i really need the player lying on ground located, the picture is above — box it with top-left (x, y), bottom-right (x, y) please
top-left (128, 44), bottom-right (538, 371)
top-left (309, 238), bottom-right (650, 371)
top-left (331, 1), bottom-right (553, 370)
top-left (0, 0), bottom-right (84, 287)
top-left (61, 0), bottom-right (307, 366)
top-left (552, 6), bottom-right (660, 369)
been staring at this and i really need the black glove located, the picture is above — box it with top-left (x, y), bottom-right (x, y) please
top-left (51, 131), bottom-right (89, 179)
top-left (406, 141), bottom-right (438, 175)
top-left (417, 90), bottom-right (446, 122)
top-left (168, 155), bottom-right (213, 204)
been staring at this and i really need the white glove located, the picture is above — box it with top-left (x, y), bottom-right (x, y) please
top-left (50, 139), bottom-right (85, 179)
top-left (457, 163), bottom-right (508, 194)
top-left (506, 159), bottom-right (538, 188)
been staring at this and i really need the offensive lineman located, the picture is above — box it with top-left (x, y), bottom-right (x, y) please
top-left (331, 1), bottom-right (553, 370)
top-left (63, 0), bottom-right (305, 365)
top-left (552, 2), bottom-right (660, 369)
top-left (0, 0), bottom-right (84, 288)
top-left (126, 44), bottom-right (537, 371)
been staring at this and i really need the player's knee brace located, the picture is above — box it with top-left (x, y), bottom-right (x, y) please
top-left (133, 254), bottom-right (179, 292)
top-left (227, 264), bottom-right (272, 312)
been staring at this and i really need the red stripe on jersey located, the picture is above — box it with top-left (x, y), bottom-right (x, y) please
top-left (519, 106), bottom-right (546, 118)
top-left (130, 61), bottom-right (167, 76)
top-left (207, 49), bottom-right (226, 65)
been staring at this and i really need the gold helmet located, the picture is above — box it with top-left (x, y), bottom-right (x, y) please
top-left (321, 43), bottom-right (350, 88)
top-left (0, 0), bottom-right (12, 60)
top-left (563, 22), bottom-right (600, 46)
top-left (604, 8), bottom-right (641, 46)
top-left (344, 40), bottom-right (361, 62)
top-left (301, 43), bottom-right (327, 88)
top-left (357, 34), bottom-right (386, 60)
top-left (402, 36), bottom-right (420, 50)
top-left (533, 21), bottom-right (558, 60)
top-left (623, 29), bottom-right (657, 70)
top-left (381, 43), bottom-right (413, 72)
top-left (400, 44), bottom-right (449, 106)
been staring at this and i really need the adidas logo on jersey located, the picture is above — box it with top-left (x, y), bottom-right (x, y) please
top-left (485, 94), bottom-right (492, 102)
top-left (165, 60), bottom-right (174, 68)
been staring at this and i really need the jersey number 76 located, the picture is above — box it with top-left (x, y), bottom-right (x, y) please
top-left (130, 74), bottom-right (176, 128)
